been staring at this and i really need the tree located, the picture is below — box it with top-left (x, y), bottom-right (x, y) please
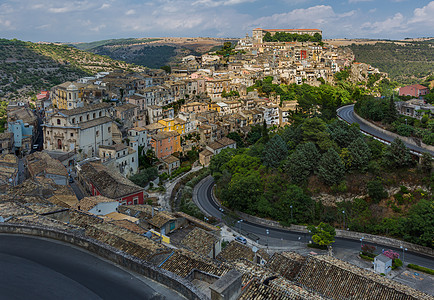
top-left (262, 120), bottom-right (269, 143)
top-left (383, 138), bottom-right (413, 168)
top-left (160, 65), bottom-right (171, 74)
top-left (227, 132), bottom-right (245, 148)
top-left (301, 117), bottom-right (335, 151)
top-left (348, 137), bottom-right (371, 171)
top-left (384, 95), bottom-right (398, 124)
top-left (276, 185), bottom-right (314, 224)
top-left (308, 222), bottom-right (336, 248)
top-left (129, 167), bottom-right (158, 187)
top-left (263, 134), bottom-right (288, 168)
top-left (318, 148), bottom-right (345, 185)
top-left (420, 152), bottom-right (433, 174)
top-left (367, 180), bottom-right (388, 203)
top-left (285, 142), bottom-right (319, 184)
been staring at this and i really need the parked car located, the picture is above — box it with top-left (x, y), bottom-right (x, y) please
top-left (68, 176), bottom-right (74, 183)
top-left (235, 236), bottom-right (247, 244)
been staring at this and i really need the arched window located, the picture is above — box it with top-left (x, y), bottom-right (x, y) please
top-left (57, 119), bottom-right (61, 125)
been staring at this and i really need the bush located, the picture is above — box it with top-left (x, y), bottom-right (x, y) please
top-left (367, 180), bottom-right (388, 203)
top-left (360, 253), bottom-right (375, 261)
top-left (394, 258), bottom-right (403, 267)
top-left (407, 264), bottom-right (434, 275)
top-left (307, 243), bottom-right (327, 250)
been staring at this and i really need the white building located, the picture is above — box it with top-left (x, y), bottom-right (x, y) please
top-left (374, 254), bottom-right (392, 275)
top-left (43, 103), bottom-right (113, 158)
top-left (262, 105), bottom-right (280, 126)
top-left (98, 143), bottom-right (138, 177)
top-left (73, 195), bottom-right (119, 216)
top-left (128, 127), bottom-right (148, 148)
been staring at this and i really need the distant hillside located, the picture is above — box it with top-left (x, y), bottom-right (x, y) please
top-left (346, 39), bottom-right (434, 84)
top-left (0, 39), bottom-right (142, 100)
top-left (74, 37), bottom-right (238, 69)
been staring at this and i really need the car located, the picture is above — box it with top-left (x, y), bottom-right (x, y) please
top-left (235, 236), bottom-right (247, 244)
top-left (32, 144), bottom-right (39, 150)
top-left (68, 176), bottom-right (74, 183)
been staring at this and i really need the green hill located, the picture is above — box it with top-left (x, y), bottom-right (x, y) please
top-left (348, 39), bottom-right (434, 84)
top-left (0, 38), bottom-right (142, 100)
top-left (71, 38), bottom-right (161, 51)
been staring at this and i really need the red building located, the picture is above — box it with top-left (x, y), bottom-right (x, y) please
top-left (78, 161), bottom-right (145, 205)
top-left (399, 84), bottom-right (429, 97)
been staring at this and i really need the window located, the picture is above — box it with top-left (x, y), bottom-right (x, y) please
top-left (93, 113), bottom-right (96, 119)
top-left (108, 127), bottom-right (111, 133)
top-left (72, 118), bottom-right (75, 124)
top-left (99, 111), bottom-right (102, 117)
top-left (87, 114), bottom-right (89, 120)
top-left (96, 130), bottom-right (99, 137)
top-left (70, 133), bottom-right (74, 138)
top-left (57, 119), bottom-right (61, 125)
top-left (133, 197), bottom-right (138, 205)
top-left (132, 157), bottom-right (134, 162)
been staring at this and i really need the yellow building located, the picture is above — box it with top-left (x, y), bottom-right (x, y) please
top-left (208, 103), bottom-right (221, 112)
top-left (157, 118), bottom-right (186, 135)
top-left (51, 81), bottom-right (85, 110)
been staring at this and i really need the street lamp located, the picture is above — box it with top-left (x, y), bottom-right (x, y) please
top-left (400, 246), bottom-right (407, 264)
top-left (237, 219), bottom-right (243, 234)
top-left (405, 118), bottom-right (407, 125)
top-left (360, 237), bottom-right (364, 251)
top-left (342, 210), bottom-right (346, 229)
top-left (290, 205), bottom-right (293, 222)
top-left (266, 229), bottom-right (270, 251)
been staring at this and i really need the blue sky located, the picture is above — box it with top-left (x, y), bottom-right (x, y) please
top-left (0, 0), bottom-right (433, 42)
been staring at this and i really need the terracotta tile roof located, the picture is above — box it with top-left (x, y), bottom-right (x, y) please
top-left (148, 212), bottom-right (176, 228)
top-left (217, 241), bottom-right (255, 262)
top-left (297, 255), bottom-right (432, 300)
top-left (69, 209), bottom-right (104, 228)
top-left (161, 155), bottom-right (179, 165)
top-left (239, 278), bottom-right (298, 300)
top-left (6, 214), bottom-right (72, 231)
top-left (0, 154), bottom-right (18, 166)
top-left (26, 152), bottom-right (68, 177)
top-left (59, 102), bottom-right (111, 117)
top-left (268, 277), bottom-right (325, 300)
top-left (73, 195), bottom-right (115, 211)
top-left (85, 222), bottom-right (168, 261)
top-left (115, 103), bottom-right (137, 112)
top-left (118, 204), bottom-right (157, 219)
top-left (199, 149), bottom-right (213, 157)
top-left (47, 194), bottom-right (79, 208)
top-left (79, 116), bottom-right (112, 130)
top-left (266, 252), bottom-right (305, 280)
top-left (0, 201), bottom-right (33, 218)
top-left (151, 131), bottom-right (179, 141)
top-left (174, 212), bottom-right (220, 232)
top-left (109, 219), bottom-right (146, 234)
top-left (160, 249), bottom-right (232, 278)
top-left (103, 212), bottom-right (139, 222)
top-left (181, 227), bottom-right (218, 257)
top-left (80, 162), bottom-right (143, 199)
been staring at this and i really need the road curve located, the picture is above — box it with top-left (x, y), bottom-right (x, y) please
top-left (0, 234), bottom-right (184, 300)
top-left (194, 176), bottom-right (434, 269)
top-left (337, 105), bottom-right (434, 156)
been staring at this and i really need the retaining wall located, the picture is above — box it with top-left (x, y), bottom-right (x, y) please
top-left (0, 224), bottom-right (207, 300)
top-left (211, 184), bottom-right (434, 258)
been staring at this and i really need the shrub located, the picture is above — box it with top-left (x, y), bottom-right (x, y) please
top-left (307, 243), bottom-right (327, 250)
top-left (360, 253), bottom-right (375, 261)
top-left (367, 180), bottom-right (388, 203)
top-left (394, 258), bottom-right (403, 267)
top-left (407, 264), bottom-right (434, 275)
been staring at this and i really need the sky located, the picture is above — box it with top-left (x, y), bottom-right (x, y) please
top-left (0, 0), bottom-right (433, 42)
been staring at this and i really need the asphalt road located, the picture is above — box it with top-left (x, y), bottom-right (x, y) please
top-left (0, 234), bottom-right (184, 300)
top-left (337, 104), bottom-right (434, 156)
top-left (194, 176), bottom-right (434, 269)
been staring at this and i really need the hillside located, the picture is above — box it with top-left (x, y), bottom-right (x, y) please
top-left (0, 39), bottom-right (143, 101)
top-left (74, 37), bottom-right (238, 69)
top-left (342, 39), bottom-right (434, 84)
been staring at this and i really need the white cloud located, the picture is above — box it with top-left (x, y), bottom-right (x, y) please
top-left (408, 1), bottom-right (434, 26)
top-left (125, 9), bottom-right (135, 15)
top-left (348, 0), bottom-right (373, 3)
top-left (361, 13), bottom-right (408, 34)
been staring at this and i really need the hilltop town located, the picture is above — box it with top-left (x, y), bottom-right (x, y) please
top-left (0, 28), bottom-right (433, 299)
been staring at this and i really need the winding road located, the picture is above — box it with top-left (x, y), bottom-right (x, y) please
top-left (194, 176), bottom-right (434, 270)
top-left (0, 234), bottom-right (184, 300)
top-left (337, 104), bottom-right (434, 156)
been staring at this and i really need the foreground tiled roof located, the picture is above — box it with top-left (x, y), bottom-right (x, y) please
top-left (80, 162), bottom-right (143, 199)
top-left (180, 227), bottom-right (218, 257)
top-left (217, 241), bottom-right (255, 262)
top-left (160, 249), bottom-right (232, 278)
top-left (148, 212), bottom-right (176, 228)
top-left (296, 255), bottom-right (432, 300)
top-left (85, 222), bottom-right (168, 261)
top-left (267, 252), bottom-right (306, 281)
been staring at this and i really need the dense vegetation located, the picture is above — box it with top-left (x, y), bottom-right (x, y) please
top-left (72, 38), bottom-right (161, 51)
top-left (0, 38), bottom-right (140, 100)
top-left (92, 45), bottom-right (177, 68)
top-left (348, 40), bottom-right (434, 84)
top-left (263, 32), bottom-right (322, 43)
top-left (211, 83), bottom-right (433, 247)
top-left (355, 96), bottom-right (434, 145)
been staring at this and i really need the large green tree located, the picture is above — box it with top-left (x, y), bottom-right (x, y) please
top-left (382, 138), bottom-right (413, 168)
top-left (348, 137), bottom-right (371, 171)
top-left (308, 222), bottom-right (336, 247)
top-left (263, 134), bottom-right (288, 168)
top-left (285, 142), bottom-right (319, 184)
top-left (318, 148), bottom-right (345, 185)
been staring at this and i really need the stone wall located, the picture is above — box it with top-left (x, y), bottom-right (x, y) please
top-left (0, 224), bottom-right (207, 300)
